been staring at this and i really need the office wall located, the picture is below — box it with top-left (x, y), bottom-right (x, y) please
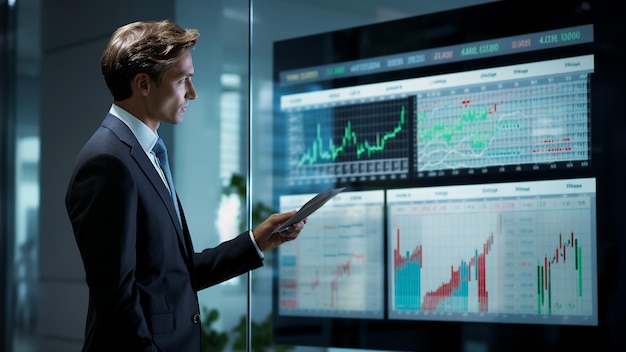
top-left (38, 1), bottom-right (175, 349)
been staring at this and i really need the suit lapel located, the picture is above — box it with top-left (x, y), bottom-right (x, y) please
top-left (102, 114), bottom-right (192, 261)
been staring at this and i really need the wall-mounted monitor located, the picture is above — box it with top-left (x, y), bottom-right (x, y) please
top-left (269, 0), bottom-right (623, 350)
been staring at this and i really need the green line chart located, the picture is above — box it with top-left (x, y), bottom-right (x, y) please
top-left (286, 97), bottom-right (414, 185)
top-left (298, 105), bottom-right (405, 163)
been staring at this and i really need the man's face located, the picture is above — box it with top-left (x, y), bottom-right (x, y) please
top-left (147, 50), bottom-right (197, 126)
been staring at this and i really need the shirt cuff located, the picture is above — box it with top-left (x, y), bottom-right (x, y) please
top-left (249, 230), bottom-right (264, 259)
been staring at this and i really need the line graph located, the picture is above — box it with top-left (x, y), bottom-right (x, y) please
top-left (278, 190), bottom-right (385, 319)
top-left (417, 73), bottom-right (591, 173)
top-left (285, 97), bottom-right (414, 185)
top-left (299, 105), bottom-right (405, 163)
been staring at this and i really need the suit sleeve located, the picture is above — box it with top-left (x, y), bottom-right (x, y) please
top-left (66, 153), bottom-right (158, 351)
top-left (192, 232), bottom-right (264, 290)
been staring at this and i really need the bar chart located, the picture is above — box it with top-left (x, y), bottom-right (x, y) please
top-left (387, 178), bottom-right (597, 325)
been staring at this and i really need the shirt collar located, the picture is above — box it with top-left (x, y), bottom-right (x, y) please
top-left (109, 104), bottom-right (159, 153)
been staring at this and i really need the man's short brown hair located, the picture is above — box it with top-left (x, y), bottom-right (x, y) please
top-left (101, 19), bottom-right (199, 101)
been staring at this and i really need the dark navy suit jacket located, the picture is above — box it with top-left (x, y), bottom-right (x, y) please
top-left (65, 114), bottom-right (263, 352)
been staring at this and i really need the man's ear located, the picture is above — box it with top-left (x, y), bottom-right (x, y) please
top-left (132, 73), bottom-right (151, 97)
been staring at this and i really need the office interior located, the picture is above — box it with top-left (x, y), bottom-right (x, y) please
top-left (1, 0), bottom-right (625, 351)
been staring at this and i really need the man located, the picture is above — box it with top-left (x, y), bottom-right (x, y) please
top-left (65, 19), bottom-right (305, 352)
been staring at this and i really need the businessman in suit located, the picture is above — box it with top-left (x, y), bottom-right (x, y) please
top-left (65, 20), bottom-right (305, 352)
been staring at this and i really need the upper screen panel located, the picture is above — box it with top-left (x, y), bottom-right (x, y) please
top-left (277, 55), bottom-right (593, 187)
top-left (273, 2), bottom-right (596, 192)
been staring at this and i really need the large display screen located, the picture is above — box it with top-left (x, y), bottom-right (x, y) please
top-left (269, 0), bottom-right (616, 350)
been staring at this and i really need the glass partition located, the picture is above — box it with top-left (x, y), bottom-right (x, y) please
top-left (173, 1), bottom-right (253, 351)
top-left (2, 0), bottom-right (41, 351)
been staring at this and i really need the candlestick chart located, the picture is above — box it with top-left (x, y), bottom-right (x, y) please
top-left (277, 190), bottom-right (385, 319)
top-left (387, 179), bottom-right (597, 325)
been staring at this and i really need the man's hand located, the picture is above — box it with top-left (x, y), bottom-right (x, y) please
top-left (252, 210), bottom-right (307, 252)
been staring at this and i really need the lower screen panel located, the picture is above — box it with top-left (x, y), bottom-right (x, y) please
top-left (278, 190), bottom-right (386, 319)
top-left (275, 178), bottom-right (597, 326)
top-left (387, 177), bottom-right (597, 325)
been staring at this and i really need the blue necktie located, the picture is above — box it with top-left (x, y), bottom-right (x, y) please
top-left (153, 138), bottom-right (182, 226)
